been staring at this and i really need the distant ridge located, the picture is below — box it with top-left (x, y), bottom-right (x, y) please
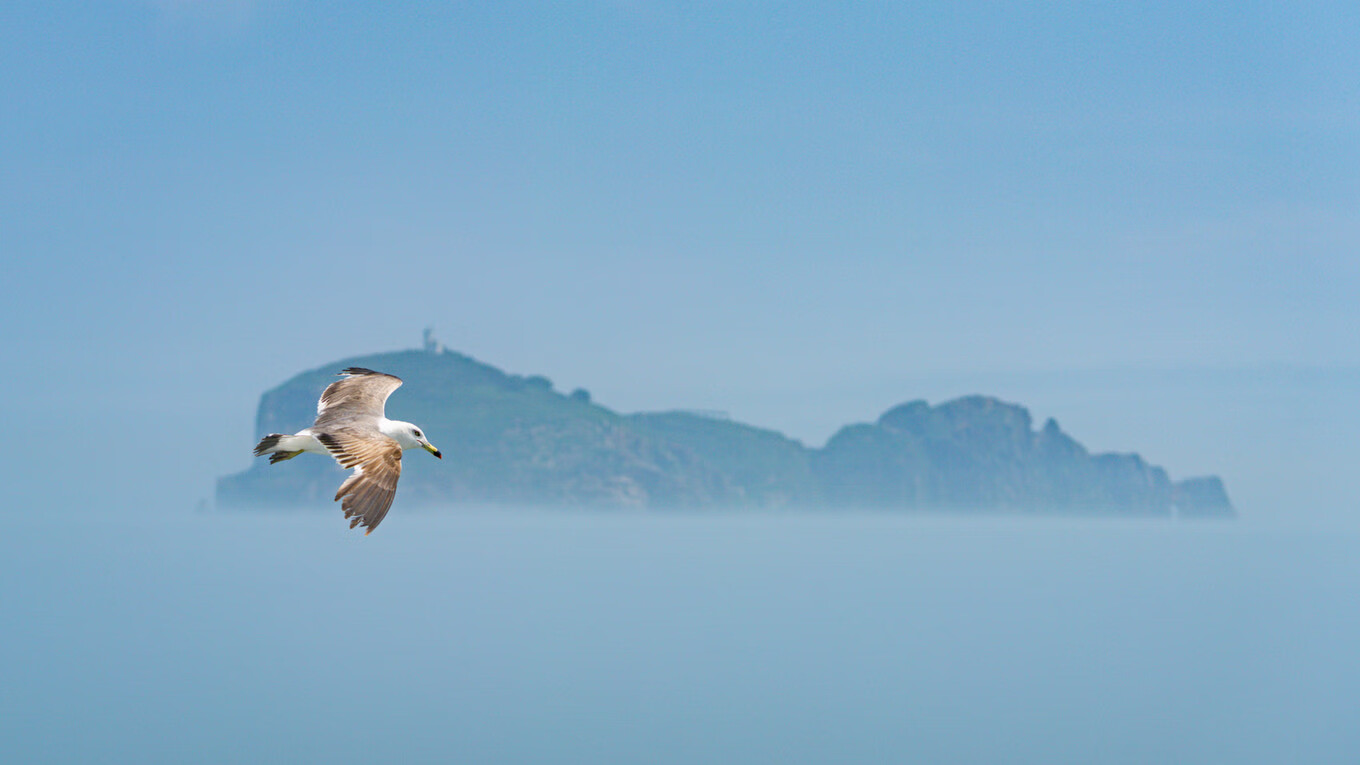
top-left (217, 345), bottom-right (1233, 517)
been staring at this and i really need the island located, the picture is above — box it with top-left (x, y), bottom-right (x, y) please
top-left (217, 343), bottom-right (1234, 517)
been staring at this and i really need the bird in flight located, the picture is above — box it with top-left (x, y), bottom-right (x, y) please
top-left (253, 367), bottom-right (441, 534)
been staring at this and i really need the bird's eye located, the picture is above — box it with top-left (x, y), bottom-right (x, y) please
top-left (414, 430), bottom-right (423, 438)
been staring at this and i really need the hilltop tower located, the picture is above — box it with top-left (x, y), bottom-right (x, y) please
top-left (423, 327), bottom-right (444, 354)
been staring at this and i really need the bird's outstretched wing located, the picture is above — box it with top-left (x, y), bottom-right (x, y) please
top-left (314, 368), bottom-right (404, 429)
top-left (316, 428), bottom-right (403, 534)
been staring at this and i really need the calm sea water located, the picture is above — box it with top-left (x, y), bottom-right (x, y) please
top-left (4, 508), bottom-right (1358, 764)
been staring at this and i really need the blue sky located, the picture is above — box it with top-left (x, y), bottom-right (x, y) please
top-left (3, 2), bottom-right (1357, 517)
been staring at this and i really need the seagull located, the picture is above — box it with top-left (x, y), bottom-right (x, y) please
top-left (253, 367), bottom-right (441, 534)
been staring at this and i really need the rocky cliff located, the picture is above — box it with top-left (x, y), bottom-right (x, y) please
top-left (217, 348), bottom-right (1233, 516)
top-left (814, 396), bottom-right (1230, 516)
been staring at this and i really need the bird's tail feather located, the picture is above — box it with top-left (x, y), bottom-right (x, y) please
top-left (254, 433), bottom-right (307, 463)
top-left (253, 434), bottom-right (285, 456)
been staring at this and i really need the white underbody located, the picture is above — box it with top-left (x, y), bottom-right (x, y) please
top-left (272, 431), bottom-right (329, 455)
top-left (271, 418), bottom-right (425, 455)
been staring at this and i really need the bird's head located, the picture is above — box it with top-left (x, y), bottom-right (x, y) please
top-left (402, 423), bottom-right (442, 459)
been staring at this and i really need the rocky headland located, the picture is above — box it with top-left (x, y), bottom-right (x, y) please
top-left (217, 346), bottom-right (1233, 517)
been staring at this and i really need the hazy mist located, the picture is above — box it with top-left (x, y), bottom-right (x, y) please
top-left (3, 3), bottom-right (1358, 762)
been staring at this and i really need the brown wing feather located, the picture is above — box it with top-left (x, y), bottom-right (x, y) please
top-left (314, 369), bottom-right (404, 428)
top-left (316, 430), bottom-right (403, 535)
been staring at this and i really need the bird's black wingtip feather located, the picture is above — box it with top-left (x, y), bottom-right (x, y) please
top-left (338, 367), bottom-right (380, 376)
